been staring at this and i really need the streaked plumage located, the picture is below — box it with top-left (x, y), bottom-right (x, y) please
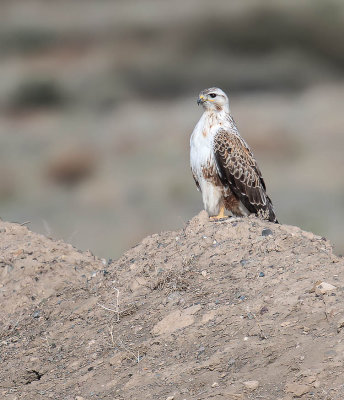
top-left (190, 87), bottom-right (278, 223)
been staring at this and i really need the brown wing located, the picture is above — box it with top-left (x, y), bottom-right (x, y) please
top-left (213, 129), bottom-right (278, 223)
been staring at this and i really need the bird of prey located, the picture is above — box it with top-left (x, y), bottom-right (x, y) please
top-left (190, 87), bottom-right (278, 223)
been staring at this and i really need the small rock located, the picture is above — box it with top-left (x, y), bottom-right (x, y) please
top-left (247, 312), bottom-right (255, 320)
top-left (262, 228), bottom-right (273, 236)
top-left (75, 397), bottom-right (85, 400)
top-left (315, 282), bottom-right (336, 295)
top-left (201, 270), bottom-right (207, 277)
top-left (240, 259), bottom-right (248, 266)
top-left (243, 380), bottom-right (259, 390)
top-left (152, 305), bottom-right (200, 335)
top-left (228, 358), bottom-right (235, 367)
top-left (337, 319), bottom-right (344, 333)
top-left (259, 272), bottom-right (265, 277)
top-left (302, 230), bottom-right (315, 240)
top-left (211, 382), bottom-right (219, 388)
top-left (166, 396), bottom-right (174, 400)
top-left (305, 376), bottom-right (317, 384)
top-left (32, 310), bottom-right (40, 319)
top-left (202, 310), bottom-right (217, 323)
top-left (260, 306), bottom-right (268, 315)
top-left (324, 349), bottom-right (336, 358)
top-left (167, 292), bottom-right (180, 302)
top-left (285, 383), bottom-right (310, 397)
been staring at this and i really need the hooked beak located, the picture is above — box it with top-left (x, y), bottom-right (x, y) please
top-left (197, 95), bottom-right (205, 106)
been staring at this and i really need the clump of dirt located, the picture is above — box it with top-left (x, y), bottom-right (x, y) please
top-left (1, 212), bottom-right (344, 400)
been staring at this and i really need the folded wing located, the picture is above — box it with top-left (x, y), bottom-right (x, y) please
top-left (213, 128), bottom-right (278, 223)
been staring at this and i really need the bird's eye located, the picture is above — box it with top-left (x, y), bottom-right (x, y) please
top-left (209, 93), bottom-right (217, 98)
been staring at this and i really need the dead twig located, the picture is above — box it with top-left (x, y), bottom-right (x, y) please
top-left (97, 285), bottom-right (120, 322)
top-left (20, 221), bottom-right (31, 226)
top-left (322, 297), bottom-right (330, 323)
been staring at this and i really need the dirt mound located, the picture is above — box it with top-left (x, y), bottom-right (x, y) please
top-left (1, 213), bottom-right (344, 400)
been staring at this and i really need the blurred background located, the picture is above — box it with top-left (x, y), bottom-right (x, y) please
top-left (0, 0), bottom-right (343, 259)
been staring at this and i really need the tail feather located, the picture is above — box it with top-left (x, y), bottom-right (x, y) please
top-left (267, 197), bottom-right (278, 224)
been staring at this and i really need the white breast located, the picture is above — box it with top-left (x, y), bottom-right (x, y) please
top-left (190, 113), bottom-right (223, 216)
top-left (190, 114), bottom-right (212, 176)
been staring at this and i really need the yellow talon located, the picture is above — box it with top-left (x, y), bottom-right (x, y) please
top-left (209, 205), bottom-right (227, 221)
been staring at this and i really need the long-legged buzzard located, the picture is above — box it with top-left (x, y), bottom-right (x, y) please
top-left (190, 87), bottom-right (278, 223)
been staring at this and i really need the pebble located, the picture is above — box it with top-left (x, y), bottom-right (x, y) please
top-left (243, 380), bottom-right (259, 390)
top-left (259, 272), bottom-right (265, 277)
top-left (285, 383), bottom-right (310, 397)
top-left (315, 281), bottom-right (336, 295)
top-left (337, 319), bottom-right (344, 333)
top-left (240, 259), bottom-right (248, 266)
top-left (260, 306), bottom-right (268, 314)
top-left (201, 270), bottom-right (207, 277)
top-left (166, 396), bottom-right (174, 400)
top-left (262, 228), bottom-right (273, 236)
top-left (211, 382), bottom-right (219, 388)
top-left (228, 358), bottom-right (235, 367)
top-left (33, 310), bottom-right (40, 319)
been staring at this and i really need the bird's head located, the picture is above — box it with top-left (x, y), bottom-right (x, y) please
top-left (197, 87), bottom-right (229, 112)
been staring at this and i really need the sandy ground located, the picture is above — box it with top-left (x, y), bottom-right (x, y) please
top-left (1, 213), bottom-right (344, 399)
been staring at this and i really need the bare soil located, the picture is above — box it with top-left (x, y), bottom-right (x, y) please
top-left (1, 212), bottom-right (344, 399)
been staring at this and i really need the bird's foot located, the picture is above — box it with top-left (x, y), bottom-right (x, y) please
top-left (209, 206), bottom-right (228, 222)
